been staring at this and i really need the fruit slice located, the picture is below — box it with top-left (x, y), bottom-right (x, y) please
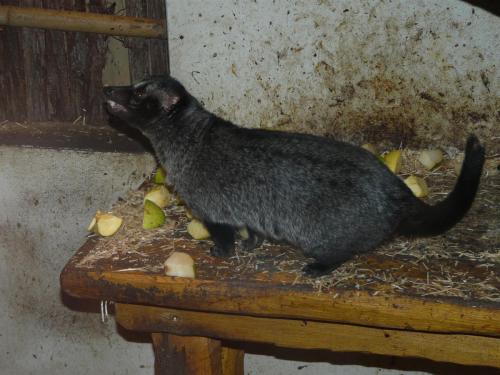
top-left (361, 143), bottom-right (378, 155)
top-left (187, 219), bottom-right (210, 240)
top-left (88, 211), bottom-right (123, 237)
top-left (383, 150), bottom-right (402, 174)
top-left (404, 175), bottom-right (429, 198)
top-left (143, 200), bottom-right (166, 229)
top-left (144, 185), bottom-right (171, 208)
top-left (153, 166), bottom-right (167, 184)
top-left (96, 214), bottom-right (123, 236)
top-left (164, 251), bottom-right (195, 278)
top-left (87, 216), bottom-right (97, 232)
top-left (418, 149), bottom-right (443, 170)
top-left (238, 227), bottom-right (249, 240)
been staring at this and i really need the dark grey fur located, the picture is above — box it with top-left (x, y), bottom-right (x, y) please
top-left (104, 76), bottom-right (485, 276)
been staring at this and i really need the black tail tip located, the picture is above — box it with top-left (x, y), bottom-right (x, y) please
top-left (465, 134), bottom-right (485, 156)
top-left (463, 134), bottom-right (485, 172)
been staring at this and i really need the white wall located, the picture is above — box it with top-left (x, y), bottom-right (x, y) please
top-left (167, 0), bottom-right (499, 151)
top-left (0, 146), bottom-right (156, 374)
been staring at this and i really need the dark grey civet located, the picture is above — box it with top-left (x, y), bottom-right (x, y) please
top-left (104, 76), bottom-right (485, 277)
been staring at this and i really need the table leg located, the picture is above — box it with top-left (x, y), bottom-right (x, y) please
top-left (221, 346), bottom-right (244, 375)
top-left (151, 333), bottom-right (243, 375)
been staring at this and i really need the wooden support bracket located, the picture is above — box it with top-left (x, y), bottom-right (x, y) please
top-left (116, 303), bottom-right (500, 368)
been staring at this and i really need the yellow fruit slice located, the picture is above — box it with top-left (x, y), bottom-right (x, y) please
top-left (144, 185), bottom-right (171, 208)
top-left (404, 175), bottom-right (429, 198)
top-left (361, 143), bottom-right (378, 155)
top-left (187, 219), bottom-right (210, 240)
top-left (88, 211), bottom-right (122, 236)
top-left (418, 149), bottom-right (443, 170)
top-left (96, 214), bottom-right (123, 236)
top-left (383, 150), bottom-right (402, 174)
top-left (238, 227), bottom-right (249, 240)
top-left (87, 216), bottom-right (97, 232)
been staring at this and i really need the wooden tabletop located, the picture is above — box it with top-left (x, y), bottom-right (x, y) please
top-left (61, 167), bottom-right (500, 337)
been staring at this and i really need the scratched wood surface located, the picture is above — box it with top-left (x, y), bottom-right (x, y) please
top-left (61, 155), bottom-right (500, 336)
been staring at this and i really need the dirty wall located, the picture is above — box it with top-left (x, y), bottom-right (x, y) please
top-left (168, 0), bottom-right (499, 152)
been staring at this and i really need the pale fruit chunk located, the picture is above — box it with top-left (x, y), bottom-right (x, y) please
top-left (88, 211), bottom-right (123, 236)
top-left (361, 143), bottom-right (378, 155)
top-left (404, 175), bottom-right (429, 198)
top-left (187, 219), bottom-right (210, 240)
top-left (143, 200), bottom-right (166, 229)
top-left (144, 185), bottom-right (171, 208)
top-left (185, 209), bottom-right (193, 220)
top-left (88, 210), bottom-right (105, 232)
top-left (87, 216), bottom-right (97, 232)
top-left (164, 251), bottom-right (195, 278)
top-left (96, 214), bottom-right (123, 236)
top-left (383, 150), bottom-right (402, 174)
top-left (453, 155), bottom-right (465, 176)
top-left (238, 227), bottom-right (249, 240)
top-left (418, 149), bottom-right (443, 170)
top-left (153, 166), bottom-right (167, 184)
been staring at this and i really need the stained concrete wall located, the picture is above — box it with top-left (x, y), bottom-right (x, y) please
top-left (0, 146), bottom-right (156, 374)
top-left (167, 0), bottom-right (499, 152)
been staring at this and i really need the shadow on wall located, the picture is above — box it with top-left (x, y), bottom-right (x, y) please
top-left (460, 1), bottom-right (500, 16)
top-left (61, 292), bottom-right (151, 344)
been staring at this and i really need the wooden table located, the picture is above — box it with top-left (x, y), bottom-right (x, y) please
top-left (60, 180), bottom-right (500, 374)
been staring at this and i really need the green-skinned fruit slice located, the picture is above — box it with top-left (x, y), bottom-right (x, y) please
top-left (153, 167), bottom-right (167, 184)
top-left (143, 200), bottom-right (166, 229)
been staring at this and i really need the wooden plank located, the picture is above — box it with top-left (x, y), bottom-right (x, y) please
top-left (60, 268), bottom-right (500, 337)
top-left (0, 121), bottom-right (150, 153)
top-left (0, 0), bottom-right (27, 120)
top-left (152, 333), bottom-right (222, 375)
top-left (125, 0), bottom-right (169, 81)
top-left (0, 0), bottom-right (111, 124)
top-left (117, 303), bottom-right (500, 368)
